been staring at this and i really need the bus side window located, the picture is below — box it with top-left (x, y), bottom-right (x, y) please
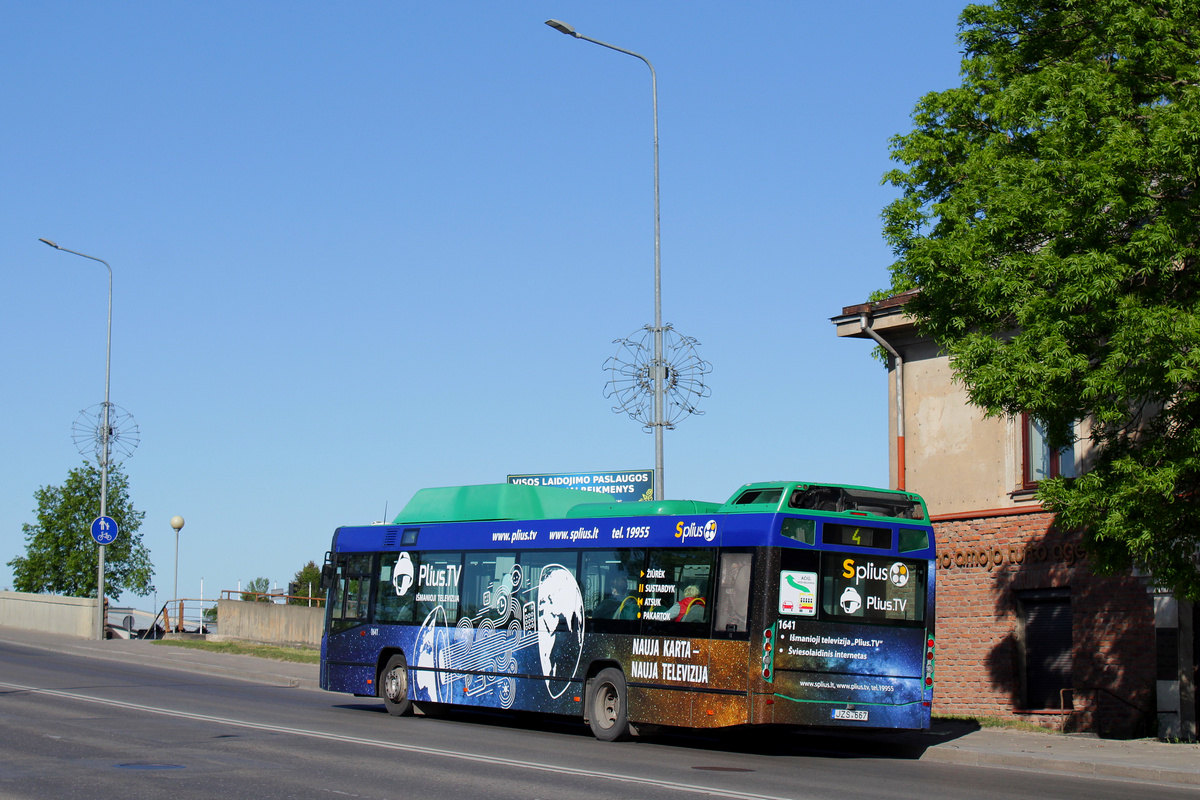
top-left (518, 551), bottom-right (583, 639)
top-left (461, 552), bottom-right (517, 623)
top-left (414, 553), bottom-right (463, 623)
top-left (376, 552), bottom-right (417, 624)
top-left (713, 552), bottom-right (752, 634)
top-left (582, 550), bottom-right (644, 622)
top-left (642, 548), bottom-right (715, 634)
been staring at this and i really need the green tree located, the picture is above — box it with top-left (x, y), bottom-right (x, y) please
top-left (8, 462), bottom-right (153, 600)
top-left (288, 560), bottom-right (324, 606)
top-left (242, 576), bottom-right (271, 602)
top-left (882, 1), bottom-right (1200, 598)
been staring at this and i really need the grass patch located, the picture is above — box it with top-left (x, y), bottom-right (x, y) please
top-left (934, 714), bottom-right (1061, 734)
top-left (152, 638), bottom-right (320, 664)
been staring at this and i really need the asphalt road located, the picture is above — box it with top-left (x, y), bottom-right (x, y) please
top-left (0, 638), bottom-right (1194, 800)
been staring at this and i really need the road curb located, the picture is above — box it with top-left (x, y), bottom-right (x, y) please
top-left (922, 743), bottom-right (1200, 788)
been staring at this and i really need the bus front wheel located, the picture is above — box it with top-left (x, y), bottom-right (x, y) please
top-left (587, 668), bottom-right (630, 741)
top-left (380, 654), bottom-right (413, 717)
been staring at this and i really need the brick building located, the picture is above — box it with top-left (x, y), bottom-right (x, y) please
top-left (832, 293), bottom-right (1196, 738)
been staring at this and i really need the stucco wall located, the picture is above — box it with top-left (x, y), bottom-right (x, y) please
top-left (0, 591), bottom-right (95, 638)
top-left (834, 307), bottom-right (1094, 516)
top-left (216, 598), bottom-right (323, 646)
top-left (896, 338), bottom-right (1017, 515)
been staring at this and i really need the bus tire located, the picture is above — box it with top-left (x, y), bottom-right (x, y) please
top-left (587, 668), bottom-right (630, 741)
top-left (380, 654), bottom-right (413, 717)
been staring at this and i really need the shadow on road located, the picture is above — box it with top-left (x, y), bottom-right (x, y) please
top-left (632, 717), bottom-right (981, 761)
top-left (331, 699), bottom-right (981, 759)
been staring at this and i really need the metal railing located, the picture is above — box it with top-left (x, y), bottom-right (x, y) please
top-left (138, 598), bottom-right (218, 638)
top-left (129, 592), bottom-right (325, 639)
top-left (219, 589), bottom-right (325, 607)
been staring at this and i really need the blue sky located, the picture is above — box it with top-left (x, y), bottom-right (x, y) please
top-left (2, 1), bottom-right (966, 606)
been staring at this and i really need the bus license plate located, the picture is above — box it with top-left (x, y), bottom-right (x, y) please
top-left (832, 708), bottom-right (868, 721)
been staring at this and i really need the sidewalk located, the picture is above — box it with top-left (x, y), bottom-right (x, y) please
top-left (0, 625), bottom-right (319, 690)
top-left (916, 720), bottom-right (1200, 787)
top-left (2, 625), bottom-right (1197, 787)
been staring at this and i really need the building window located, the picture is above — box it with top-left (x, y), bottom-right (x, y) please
top-left (1023, 414), bottom-right (1077, 488)
top-left (1017, 588), bottom-right (1073, 710)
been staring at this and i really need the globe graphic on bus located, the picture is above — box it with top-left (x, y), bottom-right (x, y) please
top-left (413, 605), bottom-right (449, 702)
top-left (536, 564), bottom-right (585, 698)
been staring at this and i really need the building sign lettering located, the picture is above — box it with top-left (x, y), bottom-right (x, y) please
top-left (938, 542), bottom-right (1085, 571)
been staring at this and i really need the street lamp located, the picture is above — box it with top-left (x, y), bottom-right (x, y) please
top-left (39, 237), bottom-right (112, 641)
top-left (545, 19), bottom-right (666, 501)
top-left (171, 516), bottom-right (185, 604)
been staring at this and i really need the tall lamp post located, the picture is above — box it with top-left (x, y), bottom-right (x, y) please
top-left (39, 238), bottom-right (112, 641)
top-left (171, 515), bottom-right (185, 632)
top-left (170, 516), bottom-right (185, 603)
top-left (545, 19), bottom-right (666, 502)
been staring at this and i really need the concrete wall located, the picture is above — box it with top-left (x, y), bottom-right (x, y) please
top-left (0, 591), bottom-right (95, 638)
top-left (216, 599), bottom-right (323, 647)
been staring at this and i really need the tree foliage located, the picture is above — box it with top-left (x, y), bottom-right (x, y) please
top-left (883, 0), bottom-right (1200, 598)
top-left (8, 462), bottom-right (153, 600)
top-left (288, 560), bottom-right (324, 606)
top-left (241, 576), bottom-right (271, 602)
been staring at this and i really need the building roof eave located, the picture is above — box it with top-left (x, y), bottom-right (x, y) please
top-left (831, 288), bottom-right (921, 340)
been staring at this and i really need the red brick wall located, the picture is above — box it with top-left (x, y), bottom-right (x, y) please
top-left (933, 511), bottom-right (1156, 736)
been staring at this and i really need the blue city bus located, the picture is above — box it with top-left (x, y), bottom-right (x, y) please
top-left (319, 480), bottom-right (936, 740)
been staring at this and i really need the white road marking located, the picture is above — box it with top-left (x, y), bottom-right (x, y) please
top-left (0, 681), bottom-right (804, 800)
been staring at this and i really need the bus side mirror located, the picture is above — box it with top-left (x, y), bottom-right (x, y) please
top-left (320, 564), bottom-right (335, 591)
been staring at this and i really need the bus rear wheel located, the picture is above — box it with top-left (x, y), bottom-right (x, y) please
top-left (587, 668), bottom-right (630, 741)
top-left (380, 654), bottom-right (413, 716)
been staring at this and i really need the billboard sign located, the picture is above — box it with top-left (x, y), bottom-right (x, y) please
top-left (507, 470), bottom-right (654, 502)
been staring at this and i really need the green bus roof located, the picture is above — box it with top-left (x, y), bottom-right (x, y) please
top-left (389, 481), bottom-right (925, 525)
top-left (565, 499), bottom-right (722, 518)
top-left (393, 483), bottom-right (606, 524)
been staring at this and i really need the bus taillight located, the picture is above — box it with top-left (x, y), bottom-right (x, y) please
top-left (761, 625), bottom-right (776, 682)
top-left (923, 635), bottom-right (936, 689)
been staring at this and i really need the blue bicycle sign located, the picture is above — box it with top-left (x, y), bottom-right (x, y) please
top-left (90, 516), bottom-right (119, 545)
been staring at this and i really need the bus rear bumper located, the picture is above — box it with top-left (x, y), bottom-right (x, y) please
top-left (754, 693), bottom-right (931, 729)
top-left (755, 672), bottom-right (931, 730)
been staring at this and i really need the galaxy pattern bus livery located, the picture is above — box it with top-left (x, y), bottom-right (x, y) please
top-left (319, 480), bottom-right (936, 740)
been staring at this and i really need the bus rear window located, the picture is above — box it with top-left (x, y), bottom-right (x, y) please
top-left (780, 517), bottom-right (815, 545)
top-left (899, 528), bottom-right (931, 553)
top-left (820, 553), bottom-right (925, 624)
top-left (789, 485), bottom-right (925, 520)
